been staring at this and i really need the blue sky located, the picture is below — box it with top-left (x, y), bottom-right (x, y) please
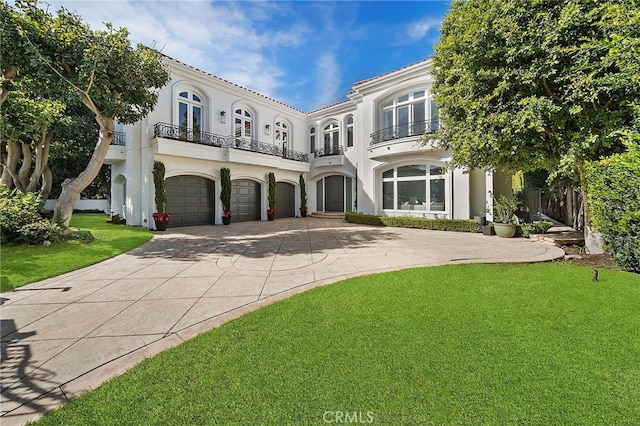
top-left (38, 1), bottom-right (451, 111)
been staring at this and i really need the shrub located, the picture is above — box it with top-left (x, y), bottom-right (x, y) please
top-left (516, 221), bottom-right (555, 238)
top-left (586, 139), bottom-right (640, 272)
top-left (66, 229), bottom-right (95, 242)
top-left (18, 221), bottom-right (62, 244)
top-left (0, 186), bottom-right (62, 244)
top-left (108, 214), bottom-right (126, 224)
top-left (345, 212), bottom-right (481, 233)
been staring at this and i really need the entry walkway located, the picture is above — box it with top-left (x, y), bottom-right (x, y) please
top-left (1, 217), bottom-right (564, 424)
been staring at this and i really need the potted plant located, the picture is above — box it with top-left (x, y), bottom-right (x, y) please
top-left (299, 174), bottom-right (308, 217)
top-left (152, 160), bottom-right (170, 230)
top-left (267, 172), bottom-right (276, 221)
top-left (220, 167), bottom-right (232, 225)
top-left (490, 193), bottom-right (520, 238)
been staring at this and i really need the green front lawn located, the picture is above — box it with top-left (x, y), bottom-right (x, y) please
top-left (36, 263), bottom-right (640, 425)
top-left (0, 214), bottom-right (152, 292)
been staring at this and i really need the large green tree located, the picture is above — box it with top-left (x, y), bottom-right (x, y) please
top-left (1, 1), bottom-right (170, 227)
top-left (431, 0), bottom-right (640, 252)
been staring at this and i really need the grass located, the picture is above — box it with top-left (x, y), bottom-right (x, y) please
top-left (35, 263), bottom-right (640, 425)
top-left (0, 214), bottom-right (152, 292)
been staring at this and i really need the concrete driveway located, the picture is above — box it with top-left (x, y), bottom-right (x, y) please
top-left (1, 217), bottom-right (564, 424)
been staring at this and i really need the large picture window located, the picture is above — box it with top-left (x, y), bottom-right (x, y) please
top-left (382, 164), bottom-right (446, 212)
top-left (373, 90), bottom-right (438, 144)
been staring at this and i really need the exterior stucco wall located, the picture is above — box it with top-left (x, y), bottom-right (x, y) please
top-left (109, 55), bottom-right (507, 227)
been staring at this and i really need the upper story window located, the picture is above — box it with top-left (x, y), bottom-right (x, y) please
top-left (322, 122), bottom-right (341, 156)
top-left (234, 107), bottom-right (253, 140)
top-left (275, 121), bottom-right (289, 146)
top-left (346, 115), bottom-right (354, 148)
top-left (177, 90), bottom-right (203, 136)
top-left (310, 127), bottom-right (316, 153)
top-left (373, 90), bottom-right (438, 144)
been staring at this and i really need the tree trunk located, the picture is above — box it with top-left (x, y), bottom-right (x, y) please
top-left (565, 183), bottom-right (573, 227)
top-left (18, 142), bottom-right (33, 189)
top-left (578, 162), bottom-right (605, 254)
top-left (53, 117), bottom-right (114, 228)
top-left (26, 132), bottom-right (51, 193)
top-left (40, 166), bottom-right (52, 200)
top-left (0, 141), bottom-right (20, 189)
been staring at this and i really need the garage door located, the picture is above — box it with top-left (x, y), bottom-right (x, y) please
top-left (166, 176), bottom-right (215, 226)
top-left (231, 179), bottom-right (260, 222)
top-left (276, 182), bottom-right (295, 218)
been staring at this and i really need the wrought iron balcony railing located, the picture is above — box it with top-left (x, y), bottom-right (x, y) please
top-left (154, 122), bottom-right (228, 147)
top-left (314, 145), bottom-right (344, 157)
top-left (153, 122), bottom-right (308, 163)
top-left (111, 131), bottom-right (126, 146)
top-left (370, 119), bottom-right (439, 146)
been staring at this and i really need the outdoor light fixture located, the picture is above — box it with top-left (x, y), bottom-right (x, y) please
top-left (220, 111), bottom-right (226, 123)
top-left (265, 124), bottom-right (271, 135)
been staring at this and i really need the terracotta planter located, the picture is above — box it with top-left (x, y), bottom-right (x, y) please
top-left (155, 220), bottom-right (169, 231)
top-left (493, 222), bottom-right (516, 238)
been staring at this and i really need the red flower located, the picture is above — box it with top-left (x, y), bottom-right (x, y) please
top-left (223, 210), bottom-right (232, 218)
top-left (267, 208), bottom-right (276, 215)
top-left (152, 212), bottom-right (171, 222)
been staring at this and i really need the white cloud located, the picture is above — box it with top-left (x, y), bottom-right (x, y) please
top-left (407, 17), bottom-right (441, 42)
top-left (40, 0), bottom-right (308, 101)
top-left (312, 51), bottom-right (341, 110)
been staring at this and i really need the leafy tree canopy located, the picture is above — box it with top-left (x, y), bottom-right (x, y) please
top-left (1, 0), bottom-right (171, 227)
top-left (432, 0), bottom-right (640, 180)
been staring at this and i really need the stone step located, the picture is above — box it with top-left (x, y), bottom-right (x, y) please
top-left (529, 229), bottom-right (585, 247)
top-left (308, 211), bottom-right (345, 219)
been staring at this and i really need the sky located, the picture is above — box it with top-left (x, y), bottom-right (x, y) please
top-left (33, 0), bottom-right (451, 112)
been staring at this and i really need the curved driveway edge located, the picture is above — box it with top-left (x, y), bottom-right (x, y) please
top-left (1, 218), bottom-right (564, 425)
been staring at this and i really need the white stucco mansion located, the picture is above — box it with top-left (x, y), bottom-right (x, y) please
top-left (106, 54), bottom-right (511, 228)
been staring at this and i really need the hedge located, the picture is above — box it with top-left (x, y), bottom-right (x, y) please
top-left (585, 139), bottom-right (640, 272)
top-left (345, 211), bottom-right (481, 233)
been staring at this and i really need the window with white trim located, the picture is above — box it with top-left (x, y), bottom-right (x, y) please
top-left (323, 122), bottom-right (340, 155)
top-left (382, 164), bottom-right (446, 212)
top-left (310, 127), bottom-right (316, 153)
top-left (346, 115), bottom-right (354, 148)
top-left (375, 90), bottom-right (438, 143)
top-left (234, 107), bottom-right (253, 140)
top-left (177, 90), bottom-right (203, 139)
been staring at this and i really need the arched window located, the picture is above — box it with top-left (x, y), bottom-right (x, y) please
top-left (346, 115), bottom-right (354, 148)
top-left (309, 127), bottom-right (316, 153)
top-left (375, 90), bottom-right (437, 143)
top-left (323, 122), bottom-right (340, 156)
top-left (275, 121), bottom-right (289, 145)
top-left (176, 89), bottom-right (204, 140)
top-left (234, 107), bottom-right (253, 141)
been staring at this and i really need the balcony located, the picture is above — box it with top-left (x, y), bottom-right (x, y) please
top-left (314, 145), bottom-right (344, 157)
top-left (153, 122), bottom-right (308, 163)
top-left (370, 119), bottom-right (439, 146)
top-left (368, 119), bottom-right (440, 160)
top-left (312, 145), bottom-right (344, 168)
top-left (111, 131), bottom-right (126, 146)
top-left (105, 131), bottom-right (127, 163)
